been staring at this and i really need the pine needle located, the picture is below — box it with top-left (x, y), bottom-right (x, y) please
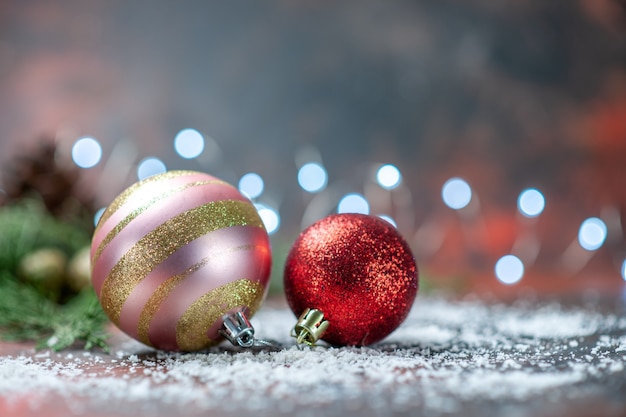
top-left (0, 271), bottom-right (110, 352)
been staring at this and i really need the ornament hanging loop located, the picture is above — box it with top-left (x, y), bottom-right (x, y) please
top-left (220, 311), bottom-right (256, 348)
top-left (220, 311), bottom-right (277, 349)
top-left (291, 308), bottom-right (329, 346)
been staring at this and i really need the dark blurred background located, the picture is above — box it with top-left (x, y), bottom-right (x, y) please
top-left (1, 0), bottom-right (625, 296)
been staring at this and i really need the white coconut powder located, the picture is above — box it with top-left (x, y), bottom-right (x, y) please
top-left (1, 296), bottom-right (625, 417)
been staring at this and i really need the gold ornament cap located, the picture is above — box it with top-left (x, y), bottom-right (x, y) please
top-left (291, 308), bottom-right (329, 346)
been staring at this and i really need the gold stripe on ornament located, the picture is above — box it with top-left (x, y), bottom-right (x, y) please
top-left (175, 279), bottom-right (265, 351)
top-left (95, 170), bottom-right (226, 233)
top-left (136, 244), bottom-right (256, 347)
top-left (91, 179), bottom-right (225, 265)
top-left (96, 170), bottom-right (190, 232)
top-left (99, 200), bottom-right (264, 325)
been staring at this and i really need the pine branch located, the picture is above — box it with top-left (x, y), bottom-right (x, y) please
top-left (0, 272), bottom-right (110, 351)
top-left (46, 288), bottom-right (111, 352)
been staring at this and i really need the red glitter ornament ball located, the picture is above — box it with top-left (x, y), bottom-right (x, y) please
top-left (284, 213), bottom-right (418, 346)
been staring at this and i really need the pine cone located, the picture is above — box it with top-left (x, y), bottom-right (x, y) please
top-left (0, 138), bottom-right (96, 224)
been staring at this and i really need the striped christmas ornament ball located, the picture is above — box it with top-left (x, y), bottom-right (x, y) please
top-left (90, 170), bottom-right (272, 351)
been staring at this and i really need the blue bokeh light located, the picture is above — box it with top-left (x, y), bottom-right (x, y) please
top-left (174, 128), bottom-right (205, 159)
top-left (338, 193), bottom-right (370, 214)
top-left (578, 217), bottom-right (607, 251)
top-left (442, 177), bottom-right (472, 210)
top-left (376, 164), bottom-right (401, 190)
top-left (298, 162), bottom-right (328, 193)
top-left (137, 157), bottom-right (167, 180)
top-left (495, 254), bottom-right (524, 285)
top-left (94, 207), bottom-right (106, 227)
top-left (255, 203), bottom-right (280, 235)
top-left (72, 137), bottom-right (102, 168)
top-left (238, 173), bottom-right (264, 199)
top-left (518, 188), bottom-right (545, 218)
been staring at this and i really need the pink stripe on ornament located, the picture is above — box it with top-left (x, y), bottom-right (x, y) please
top-left (117, 225), bottom-right (270, 341)
top-left (91, 184), bottom-right (248, 295)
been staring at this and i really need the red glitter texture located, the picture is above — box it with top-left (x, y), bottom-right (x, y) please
top-left (284, 213), bottom-right (418, 346)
